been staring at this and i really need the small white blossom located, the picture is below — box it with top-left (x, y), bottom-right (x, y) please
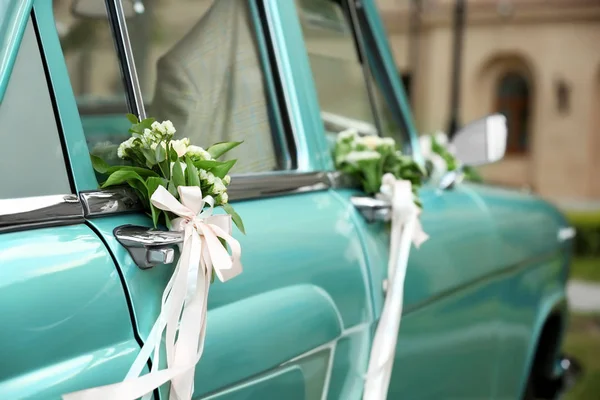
top-left (199, 169), bottom-right (209, 181)
top-left (344, 150), bottom-right (381, 164)
top-left (171, 138), bottom-right (190, 158)
top-left (212, 178), bottom-right (227, 194)
top-left (419, 135), bottom-right (433, 158)
top-left (151, 121), bottom-right (166, 134)
top-left (117, 137), bottom-right (136, 159)
top-left (217, 192), bottom-right (228, 204)
top-left (162, 120), bottom-right (176, 136)
top-left (206, 171), bottom-right (216, 185)
top-left (434, 131), bottom-right (449, 147)
top-left (338, 129), bottom-right (358, 141)
top-left (186, 145), bottom-right (212, 160)
top-left (223, 175), bottom-right (231, 185)
top-left (380, 138), bottom-right (395, 147)
top-left (358, 135), bottom-right (381, 150)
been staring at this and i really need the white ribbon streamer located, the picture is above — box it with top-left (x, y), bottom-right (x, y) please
top-left (63, 186), bottom-right (242, 400)
top-left (363, 173), bottom-right (428, 400)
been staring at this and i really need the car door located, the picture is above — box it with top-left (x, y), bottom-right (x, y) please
top-left (44, 0), bottom-right (376, 399)
top-left (293, 0), bottom-right (506, 398)
top-left (0, 13), bottom-right (143, 400)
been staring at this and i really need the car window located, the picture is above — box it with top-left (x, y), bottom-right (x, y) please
top-left (126, 0), bottom-right (286, 173)
top-left (53, 0), bottom-right (131, 167)
top-left (295, 0), bottom-right (405, 149)
top-left (54, 0), bottom-right (289, 174)
top-left (0, 18), bottom-right (71, 199)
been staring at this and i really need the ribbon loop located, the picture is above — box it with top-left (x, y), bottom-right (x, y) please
top-left (363, 175), bottom-right (428, 400)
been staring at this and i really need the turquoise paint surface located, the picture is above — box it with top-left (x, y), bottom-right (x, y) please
top-left (33, 0), bottom-right (100, 192)
top-left (264, 0), bottom-right (333, 171)
top-left (0, 0), bottom-right (574, 398)
top-left (88, 188), bottom-right (375, 398)
top-left (0, 225), bottom-right (142, 399)
top-left (0, 0), bottom-right (33, 103)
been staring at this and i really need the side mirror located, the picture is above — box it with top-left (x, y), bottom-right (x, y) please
top-left (71, 0), bottom-right (145, 19)
top-left (450, 113), bottom-right (507, 167)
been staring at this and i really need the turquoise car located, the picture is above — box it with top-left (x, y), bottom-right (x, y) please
top-left (0, 0), bottom-right (580, 399)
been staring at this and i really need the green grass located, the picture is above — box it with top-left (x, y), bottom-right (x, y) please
top-left (570, 258), bottom-right (600, 283)
top-left (564, 313), bottom-right (600, 400)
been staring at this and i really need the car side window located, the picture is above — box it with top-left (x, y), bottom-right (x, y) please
top-left (295, 0), bottom-right (406, 149)
top-left (53, 1), bottom-right (132, 167)
top-left (126, 0), bottom-right (287, 174)
top-left (0, 18), bottom-right (71, 199)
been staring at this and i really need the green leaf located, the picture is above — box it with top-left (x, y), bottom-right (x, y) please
top-left (210, 159), bottom-right (236, 179)
top-left (105, 165), bottom-right (160, 178)
top-left (192, 160), bottom-right (224, 171)
top-left (90, 154), bottom-right (110, 174)
top-left (169, 144), bottom-right (179, 162)
top-left (126, 113), bottom-right (139, 124)
top-left (101, 169), bottom-right (147, 189)
top-left (222, 203), bottom-right (245, 235)
top-left (155, 143), bottom-right (166, 163)
top-left (147, 177), bottom-right (167, 227)
top-left (172, 161), bottom-right (185, 188)
top-left (185, 157), bottom-right (200, 187)
top-left (207, 141), bottom-right (243, 159)
top-left (139, 117), bottom-right (156, 131)
top-left (167, 181), bottom-right (178, 198)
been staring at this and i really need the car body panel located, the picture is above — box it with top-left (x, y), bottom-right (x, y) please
top-left (87, 188), bottom-right (375, 398)
top-left (0, 0), bottom-right (575, 399)
top-left (0, 225), bottom-right (142, 399)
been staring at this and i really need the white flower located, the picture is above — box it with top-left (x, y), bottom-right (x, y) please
top-left (434, 131), bottom-right (449, 147)
top-left (380, 137), bottom-right (395, 147)
top-left (117, 137), bottom-right (136, 159)
top-left (419, 135), bottom-right (433, 158)
top-left (217, 192), bottom-right (229, 204)
top-left (205, 171), bottom-right (216, 185)
top-left (212, 178), bottom-right (227, 194)
top-left (199, 169), bottom-right (209, 181)
top-left (171, 138), bottom-right (190, 158)
top-left (186, 145), bottom-right (212, 160)
top-left (357, 135), bottom-right (381, 150)
top-left (344, 150), bottom-right (381, 164)
top-left (338, 128), bottom-right (358, 141)
top-left (151, 121), bottom-right (166, 134)
top-left (223, 175), bottom-right (231, 185)
top-left (162, 120), bottom-right (176, 136)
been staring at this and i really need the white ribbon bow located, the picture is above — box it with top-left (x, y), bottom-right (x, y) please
top-left (363, 173), bottom-right (428, 400)
top-left (63, 185), bottom-right (242, 400)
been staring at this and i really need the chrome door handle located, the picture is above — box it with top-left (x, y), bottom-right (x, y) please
top-left (114, 225), bottom-right (184, 269)
top-left (351, 196), bottom-right (392, 223)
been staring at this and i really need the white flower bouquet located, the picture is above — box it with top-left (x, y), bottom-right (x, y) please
top-left (334, 129), bottom-right (425, 207)
top-left (91, 114), bottom-right (244, 233)
top-left (419, 131), bottom-right (482, 183)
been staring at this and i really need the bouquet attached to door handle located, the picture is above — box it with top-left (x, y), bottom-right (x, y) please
top-left (333, 130), bottom-right (428, 400)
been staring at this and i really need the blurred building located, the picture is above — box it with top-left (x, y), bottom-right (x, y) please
top-left (379, 0), bottom-right (600, 203)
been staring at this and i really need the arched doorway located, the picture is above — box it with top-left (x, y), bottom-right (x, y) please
top-left (494, 71), bottom-right (531, 155)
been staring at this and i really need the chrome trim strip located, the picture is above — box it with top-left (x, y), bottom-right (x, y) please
top-left (112, 0), bottom-right (146, 119)
top-left (227, 172), bottom-right (330, 200)
top-left (0, 194), bottom-right (84, 229)
top-left (80, 171), bottom-right (345, 218)
top-left (80, 187), bottom-right (144, 217)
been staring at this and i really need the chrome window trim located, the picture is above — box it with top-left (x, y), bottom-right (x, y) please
top-left (0, 194), bottom-right (84, 232)
top-left (109, 0), bottom-right (146, 119)
top-left (80, 171), bottom-right (355, 218)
